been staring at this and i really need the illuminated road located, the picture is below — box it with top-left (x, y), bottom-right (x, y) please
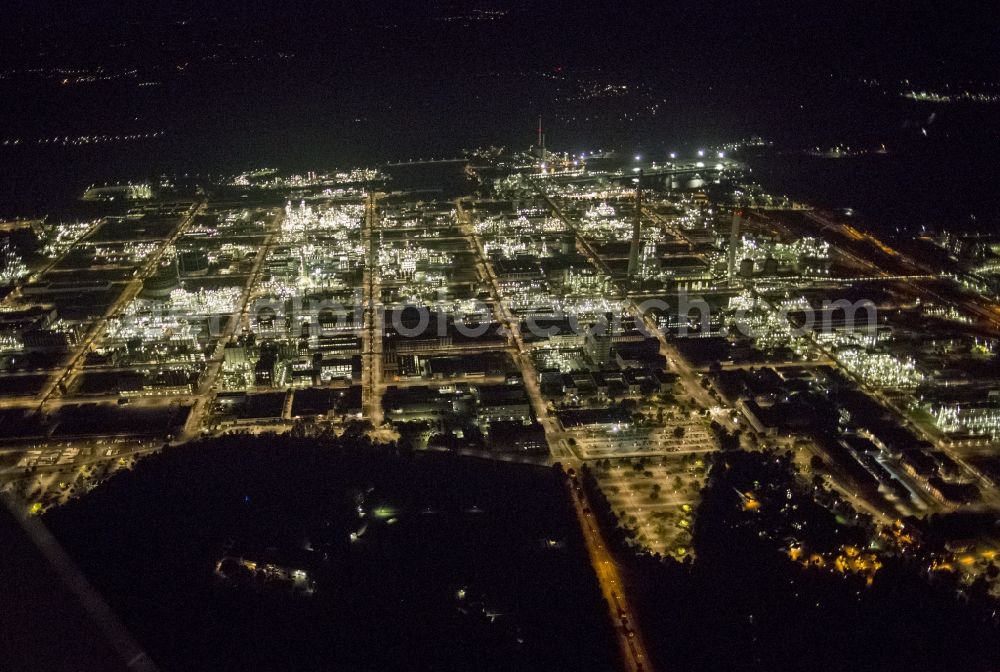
top-left (454, 198), bottom-right (572, 461)
top-left (567, 473), bottom-right (654, 672)
top-left (362, 192), bottom-right (385, 426)
top-left (543, 191), bottom-right (735, 432)
top-left (179, 205), bottom-right (284, 442)
top-left (471, 191), bottom-right (660, 669)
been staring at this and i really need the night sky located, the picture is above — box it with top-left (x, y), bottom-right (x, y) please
top-left (1, 1), bottom-right (999, 225)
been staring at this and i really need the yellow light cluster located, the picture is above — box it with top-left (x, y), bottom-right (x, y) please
top-left (787, 543), bottom-right (882, 584)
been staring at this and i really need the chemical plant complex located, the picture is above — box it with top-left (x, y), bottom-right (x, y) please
top-left (3, 145), bottom-right (1000, 604)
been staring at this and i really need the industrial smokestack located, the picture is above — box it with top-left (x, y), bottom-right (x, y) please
top-left (538, 116), bottom-right (544, 164)
top-left (627, 170), bottom-right (643, 284)
top-left (727, 210), bottom-right (743, 283)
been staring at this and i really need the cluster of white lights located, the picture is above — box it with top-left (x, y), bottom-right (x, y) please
top-left (565, 267), bottom-right (614, 295)
top-left (126, 286), bottom-right (243, 317)
top-left (931, 403), bottom-right (1000, 436)
top-left (0, 239), bottom-right (29, 283)
top-left (91, 241), bottom-right (160, 265)
top-left (551, 297), bottom-right (625, 319)
top-left (255, 278), bottom-right (300, 301)
top-left (376, 244), bottom-right (452, 281)
top-left (475, 214), bottom-right (566, 236)
top-left (577, 214), bottom-right (664, 244)
top-left (105, 312), bottom-right (200, 346)
top-left (234, 168), bottom-right (378, 188)
top-left (584, 203), bottom-right (617, 219)
top-left (726, 292), bottom-right (800, 349)
top-left (534, 349), bottom-right (588, 372)
top-left (922, 304), bottom-right (973, 324)
top-left (733, 236), bottom-right (830, 264)
top-left (282, 201), bottom-right (363, 242)
top-left (502, 281), bottom-right (555, 313)
top-left (837, 349), bottom-right (924, 389)
top-left (40, 220), bottom-right (94, 258)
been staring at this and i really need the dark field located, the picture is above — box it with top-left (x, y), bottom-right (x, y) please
top-left (44, 436), bottom-right (618, 672)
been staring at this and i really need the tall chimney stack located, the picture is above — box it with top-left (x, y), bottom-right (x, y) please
top-left (538, 116), bottom-right (544, 164)
top-left (727, 210), bottom-right (743, 283)
top-left (627, 169), bottom-right (643, 285)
